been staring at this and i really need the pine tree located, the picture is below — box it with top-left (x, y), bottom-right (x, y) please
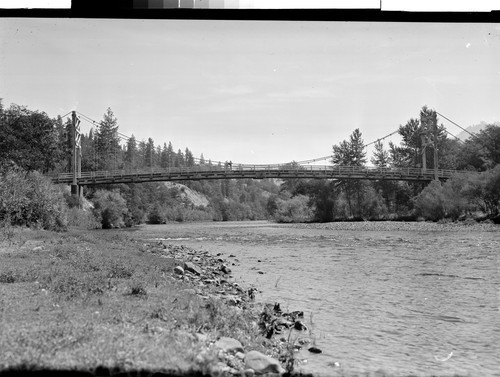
top-left (125, 135), bottom-right (137, 169)
top-left (145, 137), bottom-right (155, 168)
top-left (371, 140), bottom-right (391, 167)
top-left (96, 108), bottom-right (120, 171)
top-left (185, 147), bottom-right (194, 167)
top-left (332, 128), bottom-right (367, 217)
top-left (160, 143), bottom-right (169, 168)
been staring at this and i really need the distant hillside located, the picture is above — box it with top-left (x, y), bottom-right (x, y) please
top-left (162, 182), bottom-right (210, 207)
top-left (457, 122), bottom-right (499, 140)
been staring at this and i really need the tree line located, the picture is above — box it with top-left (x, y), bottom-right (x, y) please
top-left (1, 100), bottom-right (499, 230)
top-left (271, 106), bottom-right (500, 223)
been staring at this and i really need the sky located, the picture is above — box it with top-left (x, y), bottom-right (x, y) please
top-left (1, 19), bottom-right (499, 165)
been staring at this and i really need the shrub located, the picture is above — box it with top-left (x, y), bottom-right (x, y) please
top-left (0, 167), bottom-right (67, 231)
top-left (273, 195), bottom-right (313, 223)
top-left (92, 190), bottom-right (128, 229)
top-left (413, 180), bottom-right (446, 221)
top-left (361, 186), bottom-right (388, 220)
top-left (65, 207), bottom-right (101, 229)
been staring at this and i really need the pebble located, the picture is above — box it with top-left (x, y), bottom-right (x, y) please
top-left (214, 337), bottom-right (244, 354)
top-left (245, 350), bottom-right (285, 375)
top-left (173, 266), bottom-right (184, 275)
top-left (308, 346), bottom-right (322, 354)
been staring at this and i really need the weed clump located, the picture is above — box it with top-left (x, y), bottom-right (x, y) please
top-left (127, 280), bottom-right (147, 296)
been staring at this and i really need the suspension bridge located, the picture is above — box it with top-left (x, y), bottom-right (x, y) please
top-left (51, 110), bottom-right (472, 196)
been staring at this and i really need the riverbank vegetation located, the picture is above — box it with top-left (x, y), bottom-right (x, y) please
top-left (0, 228), bottom-right (295, 375)
top-left (1, 100), bottom-right (499, 229)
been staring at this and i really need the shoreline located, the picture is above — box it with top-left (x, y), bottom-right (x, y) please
top-left (0, 227), bottom-right (304, 377)
top-left (141, 240), bottom-right (314, 376)
top-left (288, 219), bottom-right (499, 233)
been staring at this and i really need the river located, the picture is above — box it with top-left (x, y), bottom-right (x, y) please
top-left (136, 220), bottom-right (499, 377)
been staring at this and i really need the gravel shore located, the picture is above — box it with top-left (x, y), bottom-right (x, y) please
top-left (292, 220), bottom-right (499, 233)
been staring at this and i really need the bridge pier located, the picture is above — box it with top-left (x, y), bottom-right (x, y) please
top-left (71, 184), bottom-right (83, 198)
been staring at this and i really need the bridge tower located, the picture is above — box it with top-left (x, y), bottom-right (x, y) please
top-left (70, 111), bottom-right (82, 197)
top-left (420, 111), bottom-right (439, 181)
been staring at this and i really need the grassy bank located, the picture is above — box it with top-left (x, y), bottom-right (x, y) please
top-left (0, 227), bottom-right (292, 376)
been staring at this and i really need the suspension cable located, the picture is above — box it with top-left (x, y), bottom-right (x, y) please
top-left (436, 111), bottom-right (479, 140)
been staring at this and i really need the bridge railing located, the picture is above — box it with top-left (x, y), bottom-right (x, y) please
top-left (49, 164), bottom-right (465, 182)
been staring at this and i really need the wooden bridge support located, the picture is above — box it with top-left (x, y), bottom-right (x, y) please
top-left (71, 111), bottom-right (82, 198)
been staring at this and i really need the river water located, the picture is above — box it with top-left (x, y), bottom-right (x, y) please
top-left (137, 221), bottom-right (499, 377)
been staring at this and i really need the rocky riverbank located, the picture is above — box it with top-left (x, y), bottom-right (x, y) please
top-left (142, 241), bottom-right (317, 376)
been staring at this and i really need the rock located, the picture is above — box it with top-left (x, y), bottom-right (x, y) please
top-left (308, 346), bottom-right (322, 354)
top-left (226, 296), bottom-right (241, 306)
top-left (245, 350), bottom-right (285, 375)
top-left (235, 352), bottom-right (245, 360)
top-left (210, 361), bottom-right (230, 375)
top-left (221, 264), bottom-right (232, 274)
top-left (294, 320), bottom-right (308, 331)
top-left (173, 266), bottom-right (184, 275)
top-left (195, 333), bottom-right (208, 343)
top-left (328, 361), bottom-right (341, 367)
top-left (32, 246), bottom-right (44, 252)
top-left (183, 261), bottom-right (202, 275)
top-left (243, 369), bottom-right (255, 377)
top-left (214, 337), bottom-right (244, 354)
top-left (257, 271), bottom-right (265, 275)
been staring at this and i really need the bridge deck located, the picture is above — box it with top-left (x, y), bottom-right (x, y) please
top-left (49, 165), bottom-right (463, 185)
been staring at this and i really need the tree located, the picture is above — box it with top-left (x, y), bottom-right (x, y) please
top-left (96, 108), bottom-right (120, 171)
top-left (160, 143), bottom-right (169, 168)
top-left (92, 189), bottom-right (128, 229)
top-left (80, 130), bottom-right (97, 171)
top-left (272, 195), bottom-right (313, 223)
top-left (332, 128), bottom-right (367, 217)
top-left (0, 104), bottom-right (62, 172)
top-left (413, 180), bottom-right (446, 221)
top-left (185, 147), bottom-right (195, 167)
top-left (371, 140), bottom-right (391, 167)
top-left (125, 135), bottom-right (138, 169)
top-left (145, 137), bottom-right (155, 168)
top-left (371, 140), bottom-right (396, 211)
top-left (332, 128), bottom-right (366, 167)
top-left (397, 118), bottom-right (421, 167)
top-left (175, 149), bottom-right (185, 167)
top-left (457, 125), bottom-right (500, 171)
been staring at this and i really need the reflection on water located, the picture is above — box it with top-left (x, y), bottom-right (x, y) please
top-left (140, 221), bottom-right (499, 377)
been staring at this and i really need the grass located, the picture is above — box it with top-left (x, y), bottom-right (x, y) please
top-left (0, 227), bottom-right (270, 375)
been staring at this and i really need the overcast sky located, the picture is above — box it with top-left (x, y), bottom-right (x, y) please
top-left (1, 19), bottom-right (499, 165)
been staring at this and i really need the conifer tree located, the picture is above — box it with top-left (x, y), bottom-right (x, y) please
top-left (96, 108), bottom-right (120, 171)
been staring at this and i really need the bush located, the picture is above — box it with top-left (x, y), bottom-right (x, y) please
top-left (413, 180), bottom-right (446, 221)
top-left (0, 167), bottom-right (67, 231)
top-left (65, 207), bottom-right (101, 229)
top-left (273, 195), bottom-right (313, 223)
top-left (92, 189), bottom-right (128, 229)
top-left (361, 186), bottom-right (388, 220)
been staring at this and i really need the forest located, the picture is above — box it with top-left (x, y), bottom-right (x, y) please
top-left (1, 99), bottom-right (499, 231)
